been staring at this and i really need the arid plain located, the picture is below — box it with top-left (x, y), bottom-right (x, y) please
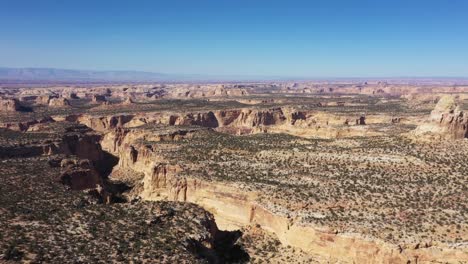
top-left (0, 81), bottom-right (467, 263)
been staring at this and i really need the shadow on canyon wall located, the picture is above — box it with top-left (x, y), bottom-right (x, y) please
top-left (187, 229), bottom-right (250, 264)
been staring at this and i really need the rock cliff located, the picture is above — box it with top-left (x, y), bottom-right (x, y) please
top-left (76, 107), bottom-right (376, 139)
top-left (104, 127), bottom-right (468, 264)
top-left (48, 97), bottom-right (70, 107)
top-left (0, 124), bottom-right (103, 160)
top-left (0, 98), bottom-right (20, 112)
top-left (166, 86), bottom-right (248, 98)
top-left (76, 114), bottom-right (135, 132)
top-left (58, 158), bottom-right (103, 191)
top-left (412, 95), bottom-right (468, 139)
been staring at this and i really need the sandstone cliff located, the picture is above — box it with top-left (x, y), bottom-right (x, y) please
top-left (166, 85), bottom-right (248, 99)
top-left (412, 95), bottom-right (468, 139)
top-left (0, 116), bottom-right (54, 132)
top-left (35, 94), bottom-right (58, 105)
top-left (48, 97), bottom-right (70, 107)
top-left (58, 158), bottom-right (103, 191)
top-left (0, 98), bottom-right (20, 112)
top-left (103, 127), bottom-right (468, 264)
top-left (78, 107), bottom-right (376, 139)
top-left (0, 124), bottom-right (104, 161)
top-left (76, 114), bottom-right (135, 132)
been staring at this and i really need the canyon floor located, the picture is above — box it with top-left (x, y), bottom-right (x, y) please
top-left (0, 82), bottom-right (467, 263)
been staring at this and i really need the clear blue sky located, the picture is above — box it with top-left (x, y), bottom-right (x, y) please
top-left (1, 0), bottom-right (467, 77)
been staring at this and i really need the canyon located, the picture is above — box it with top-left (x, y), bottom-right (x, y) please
top-left (0, 82), bottom-right (467, 263)
top-left (99, 120), bottom-right (467, 263)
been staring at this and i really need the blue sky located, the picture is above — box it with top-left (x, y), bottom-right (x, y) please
top-left (1, 0), bottom-right (467, 77)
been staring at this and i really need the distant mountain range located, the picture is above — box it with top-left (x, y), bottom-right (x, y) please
top-left (1, 67), bottom-right (467, 84)
top-left (0, 67), bottom-right (285, 82)
top-left (0, 67), bottom-right (178, 82)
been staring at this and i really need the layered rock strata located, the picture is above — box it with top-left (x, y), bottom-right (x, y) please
top-left (74, 107), bottom-right (377, 139)
top-left (104, 127), bottom-right (468, 264)
top-left (412, 95), bottom-right (468, 139)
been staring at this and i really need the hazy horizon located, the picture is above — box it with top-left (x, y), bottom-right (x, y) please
top-left (4, 65), bottom-right (468, 79)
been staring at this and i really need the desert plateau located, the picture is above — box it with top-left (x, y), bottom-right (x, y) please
top-left (0, 81), bottom-right (467, 263)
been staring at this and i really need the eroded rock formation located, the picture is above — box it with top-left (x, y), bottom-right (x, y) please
top-left (58, 158), bottom-right (103, 190)
top-left (77, 107), bottom-right (375, 139)
top-left (0, 98), bottom-right (20, 112)
top-left (412, 95), bottom-right (468, 139)
top-left (35, 94), bottom-right (57, 105)
top-left (77, 114), bottom-right (135, 132)
top-left (167, 85), bottom-right (248, 98)
top-left (48, 97), bottom-right (70, 107)
top-left (104, 128), bottom-right (468, 263)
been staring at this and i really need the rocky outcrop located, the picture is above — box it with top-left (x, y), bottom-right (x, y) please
top-left (218, 108), bottom-right (285, 127)
top-left (100, 126), bottom-right (206, 159)
top-left (162, 107), bottom-right (375, 139)
top-left (91, 107), bottom-right (373, 140)
top-left (58, 158), bottom-right (103, 191)
top-left (0, 122), bottom-right (120, 207)
top-left (71, 106), bottom-right (378, 139)
top-left (0, 116), bottom-right (54, 132)
top-left (141, 163), bottom-right (183, 200)
top-left (167, 86), bottom-right (248, 99)
top-left (0, 124), bottom-right (104, 161)
top-left (0, 141), bottom-right (51, 158)
top-left (60, 132), bottom-right (104, 162)
top-left (0, 98), bottom-right (20, 112)
top-left (35, 95), bottom-right (58, 105)
top-left (48, 97), bottom-right (70, 107)
top-left (77, 114), bottom-right (135, 132)
top-left (169, 112), bottom-right (219, 128)
top-left (412, 95), bottom-right (468, 139)
top-left (32, 93), bottom-right (70, 107)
